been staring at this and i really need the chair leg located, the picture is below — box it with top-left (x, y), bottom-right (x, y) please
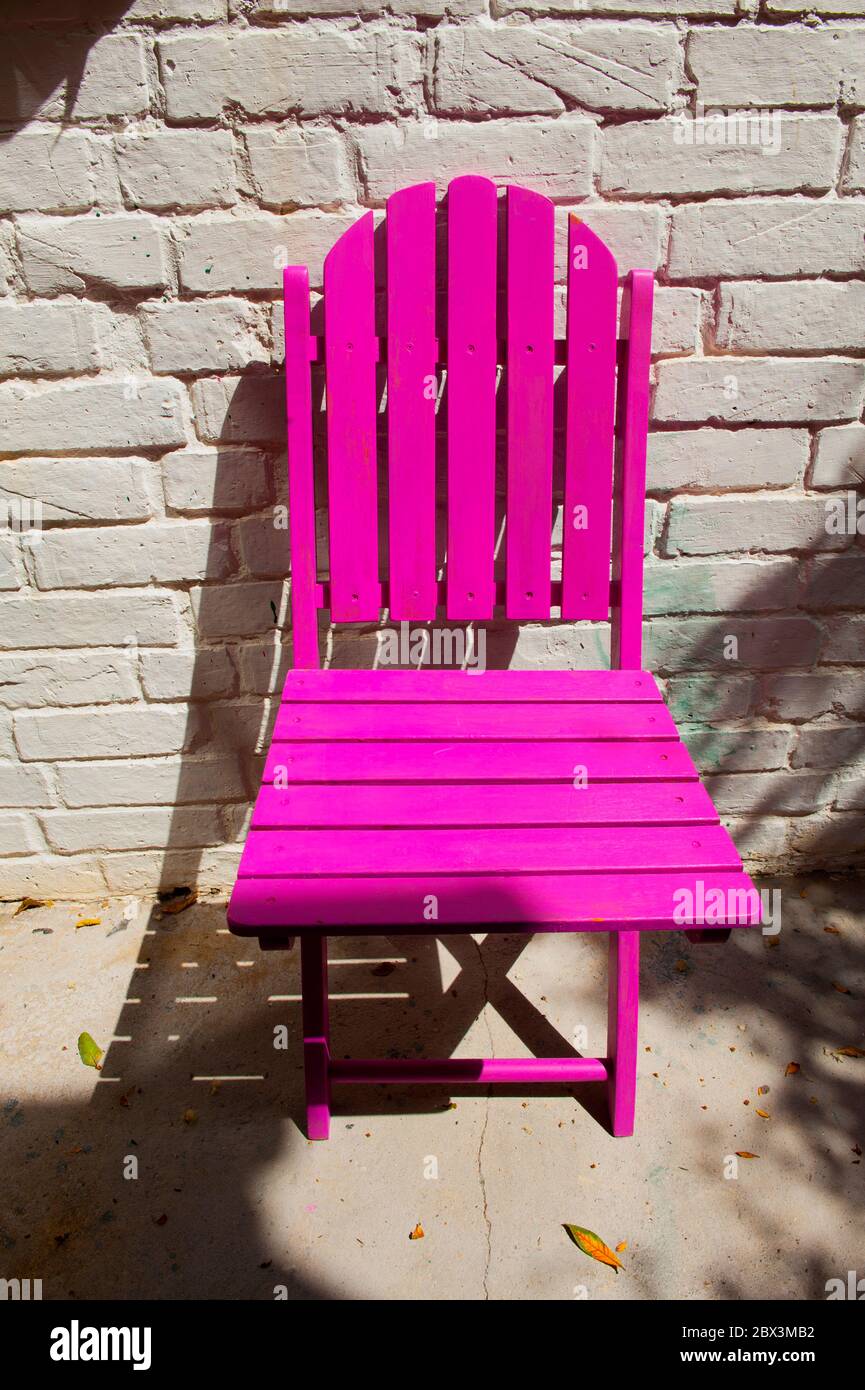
top-left (607, 930), bottom-right (640, 1138)
top-left (301, 932), bottom-right (331, 1140)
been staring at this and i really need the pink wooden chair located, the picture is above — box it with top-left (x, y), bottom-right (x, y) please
top-left (228, 177), bottom-right (762, 1141)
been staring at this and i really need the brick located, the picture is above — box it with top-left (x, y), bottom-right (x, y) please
top-left (190, 581), bottom-right (288, 639)
top-left (602, 116), bottom-right (840, 197)
top-left (0, 651), bottom-right (138, 708)
top-left (432, 23), bottom-right (680, 115)
top-left (560, 204), bottom-right (664, 272)
top-left (668, 200), bottom-right (865, 279)
top-left (0, 458), bottom-right (153, 524)
top-left (15, 705), bottom-right (202, 760)
top-left (356, 117), bottom-right (595, 203)
top-left (235, 638), bottom-right (291, 696)
top-left (651, 288), bottom-right (701, 356)
top-left (17, 215), bottom-right (169, 296)
top-left (822, 614), bottom-right (865, 662)
top-left (29, 521), bottom-right (233, 589)
top-left (645, 616), bottom-right (821, 671)
top-left (682, 727), bottom-right (790, 773)
top-left (717, 281), bottom-right (865, 353)
top-left (0, 131), bottom-right (99, 214)
top-left (648, 428), bottom-right (806, 493)
top-left (41, 805), bottom-right (222, 852)
top-left (208, 698), bottom-right (279, 756)
top-left (644, 558), bottom-right (800, 614)
top-left (791, 725), bottom-right (865, 768)
top-left (789, 812), bottom-right (865, 862)
top-left (0, 535), bottom-right (20, 591)
top-left (0, 223), bottom-right (15, 293)
top-left (843, 115), bottom-right (865, 191)
top-left (117, 129), bottom-right (235, 210)
top-left (142, 299), bottom-right (267, 373)
top-left (767, 0), bottom-right (865, 12)
top-left (835, 776), bottom-right (865, 810)
top-left (0, 812), bottom-right (41, 856)
top-left (705, 771), bottom-right (832, 815)
top-left (56, 755), bottom-right (246, 808)
top-left (191, 376), bottom-right (283, 445)
top-left (245, 0), bottom-right (483, 13)
top-left (666, 495), bottom-right (852, 556)
top-left (812, 424), bottom-right (865, 488)
top-left (235, 514), bottom-right (292, 578)
top-left (127, 0), bottom-right (227, 17)
top-left (0, 380), bottom-right (186, 454)
top-left (176, 211), bottom-right (353, 293)
top-left (245, 126), bottom-right (355, 208)
top-left (0, 34), bottom-right (148, 122)
top-left (665, 674), bottom-right (754, 723)
top-left (159, 29), bottom-right (421, 120)
top-left (689, 25), bottom-right (865, 108)
top-left (163, 448), bottom-right (272, 514)
top-left (498, 0), bottom-right (743, 10)
top-left (139, 648), bottom-right (237, 700)
top-left (0, 592), bottom-right (182, 649)
top-left (802, 553), bottom-right (865, 610)
top-left (0, 855), bottom-right (106, 897)
top-left (0, 302), bottom-right (99, 376)
top-left (761, 672), bottom-right (865, 722)
top-left (0, 763), bottom-right (53, 807)
top-left (653, 359), bottom-right (865, 425)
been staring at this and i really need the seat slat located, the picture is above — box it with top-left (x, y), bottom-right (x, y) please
top-left (446, 175), bottom-right (497, 621)
top-left (506, 185), bottom-right (555, 620)
top-left (263, 738), bottom-right (698, 784)
top-left (561, 217), bottom-right (618, 621)
top-left (251, 780), bottom-right (717, 829)
top-left (272, 701), bottom-right (677, 742)
top-left (387, 183), bottom-right (438, 621)
top-left (324, 212), bottom-right (380, 621)
top-left (239, 823), bottom-right (740, 877)
top-left (280, 669), bottom-right (661, 702)
top-left (228, 869), bottom-right (762, 931)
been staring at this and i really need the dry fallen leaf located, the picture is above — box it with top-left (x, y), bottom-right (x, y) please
top-left (835, 1046), bottom-right (865, 1058)
top-left (736, 1151), bottom-right (759, 1159)
top-left (15, 897), bottom-right (54, 914)
top-left (156, 887), bottom-right (198, 918)
top-left (675, 960), bottom-right (688, 973)
top-left (615, 1241), bottom-right (628, 1253)
top-left (409, 1223), bottom-right (425, 1241)
top-left (823, 926), bottom-right (841, 935)
top-left (755, 1109), bottom-right (771, 1119)
top-left (75, 918), bottom-right (101, 929)
top-left (183, 1109), bottom-right (197, 1125)
top-left (757, 1085), bottom-right (769, 1095)
top-left (563, 1224), bottom-right (624, 1273)
top-left (832, 982), bottom-right (852, 995)
top-left (785, 1062), bottom-right (801, 1076)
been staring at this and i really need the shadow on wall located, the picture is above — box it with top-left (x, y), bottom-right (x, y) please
top-left (0, 2), bottom-right (138, 139)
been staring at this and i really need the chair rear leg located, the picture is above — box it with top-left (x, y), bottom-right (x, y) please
top-left (607, 930), bottom-right (639, 1137)
top-left (301, 932), bottom-right (331, 1140)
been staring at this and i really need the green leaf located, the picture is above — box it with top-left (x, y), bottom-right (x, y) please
top-left (77, 1032), bottom-right (104, 1070)
top-left (562, 1223), bottom-right (624, 1272)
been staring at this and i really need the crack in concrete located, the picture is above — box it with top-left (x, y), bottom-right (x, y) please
top-left (471, 933), bottom-right (494, 1301)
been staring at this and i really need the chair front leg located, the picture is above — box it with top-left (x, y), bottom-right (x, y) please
top-left (301, 932), bottom-right (331, 1140)
top-left (607, 930), bottom-right (639, 1137)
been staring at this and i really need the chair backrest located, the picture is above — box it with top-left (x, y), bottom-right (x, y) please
top-left (283, 175), bottom-right (653, 672)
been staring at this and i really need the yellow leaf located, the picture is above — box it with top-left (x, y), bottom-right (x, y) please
top-left (409, 1223), bottom-right (424, 1240)
top-left (736, 1151), bottom-right (759, 1159)
top-left (615, 1241), bottom-right (628, 1253)
top-left (757, 1085), bottom-right (769, 1095)
top-left (15, 897), bottom-right (54, 914)
top-left (77, 1032), bottom-right (103, 1070)
top-left (75, 918), bottom-right (101, 929)
top-left (563, 1224), bottom-right (624, 1273)
top-left (785, 1061), bottom-right (801, 1076)
top-left (755, 1109), bottom-right (771, 1119)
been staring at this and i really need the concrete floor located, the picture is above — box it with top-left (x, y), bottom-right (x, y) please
top-left (0, 874), bottom-right (862, 1301)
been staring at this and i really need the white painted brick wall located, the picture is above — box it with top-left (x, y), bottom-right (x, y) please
top-left (0, 0), bottom-right (863, 896)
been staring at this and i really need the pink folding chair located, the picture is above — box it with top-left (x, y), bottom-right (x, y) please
top-left (228, 177), bottom-right (762, 1141)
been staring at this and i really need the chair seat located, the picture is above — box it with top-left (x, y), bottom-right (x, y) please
top-left (227, 669), bottom-right (762, 936)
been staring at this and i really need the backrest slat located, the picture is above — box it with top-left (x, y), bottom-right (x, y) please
top-left (387, 183), bottom-right (438, 621)
top-left (561, 217), bottom-right (618, 621)
top-left (446, 175), bottom-right (497, 622)
top-left (611, 270), bottom-right (654, 669)
top-left (505, 185), bottom-right (555, 620)
top-left (324, 212), bottom-right (380, 621)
